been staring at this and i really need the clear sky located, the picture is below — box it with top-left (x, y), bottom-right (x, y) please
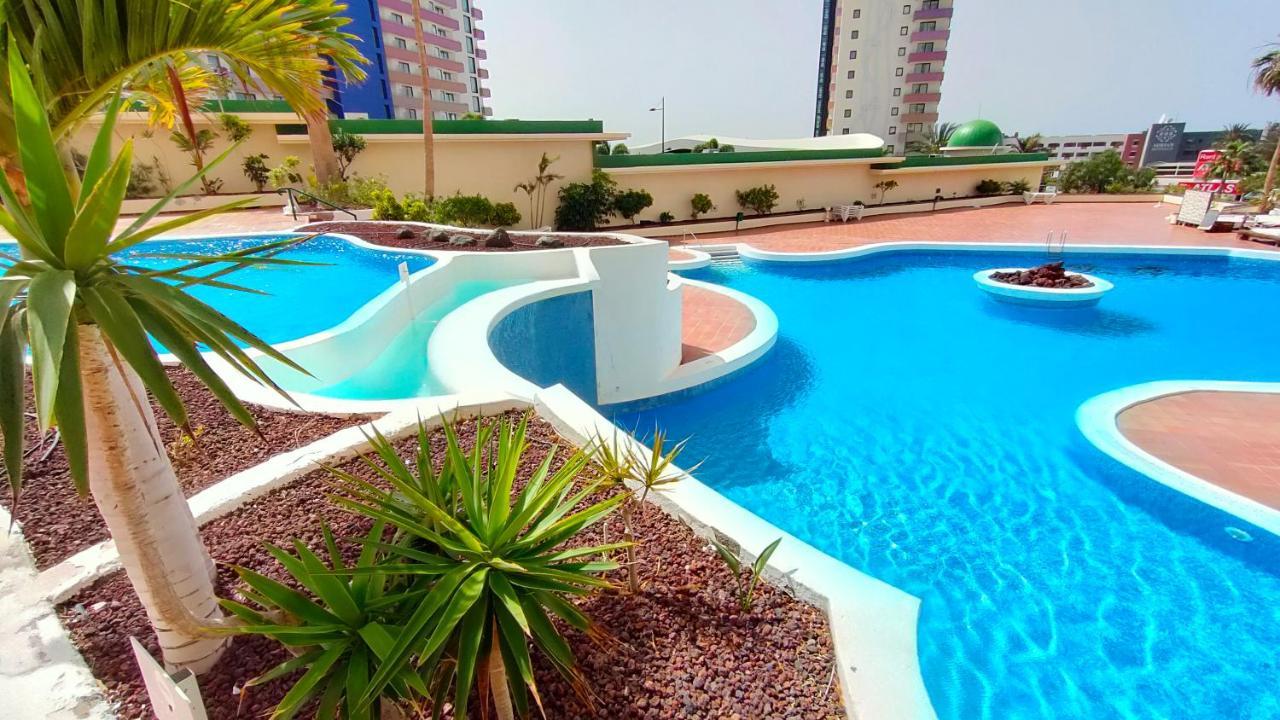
top-left (479, 0), bottom-right (1280, 144)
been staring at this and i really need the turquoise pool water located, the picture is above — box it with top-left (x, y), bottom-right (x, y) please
top-left (615, 251), bottom-right (1280, 720)
top-left (122, 234), bottom-right (434, 345)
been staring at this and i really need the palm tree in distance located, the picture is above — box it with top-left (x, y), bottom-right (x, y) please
top-left (1009, 132), bottom-right (1044, 154)
top-left (906, 122), bottom-right (957, 155)
top-left (1205, 139), bottom-right (1259, 180)
top-left (1251, 42), bottom-right (1280, 210)
top-left (1217, 123), bottom-right (1254, 146)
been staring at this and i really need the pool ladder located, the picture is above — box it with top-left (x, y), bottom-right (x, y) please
top-left (1046, 230), bottom-right (1067, 257)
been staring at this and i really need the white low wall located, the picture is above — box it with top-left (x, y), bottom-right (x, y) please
top-left (120, 192), bottom-right (285, 215)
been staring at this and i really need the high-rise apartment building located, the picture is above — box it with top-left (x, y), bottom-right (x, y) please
top-left (814, 0), bottom-right (953, 154)
top-left (203, 0), bottom-right (493, 121)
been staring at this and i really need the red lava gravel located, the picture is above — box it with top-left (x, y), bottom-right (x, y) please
top-left (0, 367), bottom-right (373, 570)
top-left (60, 413), bottom-right (842, 719)
top-left (301, 221), bottom-right (628, 252)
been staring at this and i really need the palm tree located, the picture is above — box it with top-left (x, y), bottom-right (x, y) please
top-left (1010, 132), bottom-right (1044, 154)
top-left (0, 0), bottom-right (367, 186)
top-left (1205, 139), bottom-right (1259, 179)
top-left (1252, 43), bottom-right (1280, 210)
top-left (906, 122), bottom-right (957, 155)
top-left (1217, 123), bottom-right (1254, 147)
top-left (410, 0), bottom-right (438, 197)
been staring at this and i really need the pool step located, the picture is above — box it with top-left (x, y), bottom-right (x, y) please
top-left (695, 244), bottom-right (743, 266)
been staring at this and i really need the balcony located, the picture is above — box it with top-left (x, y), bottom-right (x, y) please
top-left (483, 106), bottom-right (493, 116)
top-left (475, 47), bottom-right (487, 59)
top-left (480, 87), bottom-right (491, 98)
top-left (901, 112), bottom-right (939, 124)
top-left (473, 28), bottom-right (485, 40)
top-left (914, 6), bottom-right (953, 20)
top-left (905, 71), bottom-right (945, 83)
top-left (388, 70), bottom-right (467, 93)
top-left (471, 6), bottom-right (483, 19)
top-left (903, 92), bottom-right (941, 103)
top-left (381, 23), bottom-right (464, 52)
top-left (380, 1), bottom-right (460, 29)
top-left (908, 50), bottom-right (947, 63)
top-left (910, 29), bottom-right (949, 42)
top-left (386, 45), bottom-right (467, 72)
top-left (478, 68), bottom-right (489, 79)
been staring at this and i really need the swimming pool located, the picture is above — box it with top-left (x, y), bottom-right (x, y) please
top-left (615, 250), bottom-right (1280, 720)
top-left (123, 234), bottom-right (434, 345)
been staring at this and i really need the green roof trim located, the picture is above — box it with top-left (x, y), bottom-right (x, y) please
top-left (872, 152), bottom-right (1050, 170)
top-left (275, 118), bottom-right (605, 136)
top-left (200, 99), bottom-right (294, 113)
top-left (596, 147), bottom-right (887, 168)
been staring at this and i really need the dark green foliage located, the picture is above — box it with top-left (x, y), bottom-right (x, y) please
top-left (690, 192), bottom-right (715, 219)
top-left (555, 170), bottom-right (618, 231)
top-left (735, 184), bottom-right (779, 215)
top-left (975, 179), bottom-right (1004, 195)
top-left (612, 189), bottom-right (653, 221)
top-left (241, 153), bottom-right (270, 192)
top-left (1057, 150), bottom-right (1156, 194)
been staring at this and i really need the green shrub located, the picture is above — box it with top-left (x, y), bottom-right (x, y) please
top-left (1002, 178), bottom-right (1033, 194)
top-left (267, 155), bottom-right (304, 190)
top-left (371, 188), bottom-right (404, 220)
top-left (613, 188), bottom-right (654, 221)
top-left (489, 201), bottom-right (521, 227)
top-left (735, 184), bottom-right (779, 215)
top-left (241, 153), bottom-right (270, 192)
top-left (218, 113), bottom-right (253, 143)
top-left (331, 127), bottom-right (367, 181)
top-left (611, 143), bottom-right (630, 155)
top-left (435, 193), bottom-right (495, 226)
top-left (126, 159), bottom-right (161, 198)
top-left (690, 192), bottom-right (715, 219)
top-left (555, 170), bottom-right (618, 231)
top-left (1057, 150), bottom-right (1156, 194)
top-left (402, 196), bottom-right (434, 223)
top-left (659, 211), bottom-right (675, 223)
top-left (976, 179), bottom-right (1004, 195)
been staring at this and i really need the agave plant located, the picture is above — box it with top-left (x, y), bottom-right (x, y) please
top-left (321, 414), bottom-right (626, 719)
top-left (0, 42), bottom-right (309, 672)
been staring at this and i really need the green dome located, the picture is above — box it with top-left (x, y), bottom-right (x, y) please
top-left (947, 119), bottom-right (1004, 148)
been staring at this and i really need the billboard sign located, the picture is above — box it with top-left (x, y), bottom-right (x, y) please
top-left (1192, 149), bottom-right (1220, 179)
top-left (1179, 180), bottom-right (1239, 195)
top-left (1143, 122), bottom-right (1185, 164)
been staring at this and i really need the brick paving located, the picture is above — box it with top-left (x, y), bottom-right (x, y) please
top-left (1119, 392), bottom-right (1280, 511)
top-left (680, 284), bottom-right (755, 363)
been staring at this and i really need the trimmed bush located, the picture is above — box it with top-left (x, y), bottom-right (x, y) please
top-left (735, 184), bottom-right (779, 215)
top-left (658, 211), bottom-right (675, 223)
top-left (1003, 178), bottom-right (1033, 194)
top-left (975, 179), bottom-right (1004, 195)
top-left (613, 189), bottom-right (654, 221)
top-left (690, 192), bottom-right (715, 219)
top-left (555, 170), bottom-right (618, 231)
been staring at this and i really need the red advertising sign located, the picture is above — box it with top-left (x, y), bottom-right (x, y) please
top-left (1179, 180), bottom-right (1239, 194)
top-left (1192, 149), bottom-right (1220, 180)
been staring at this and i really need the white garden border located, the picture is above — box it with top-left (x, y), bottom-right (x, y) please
top-left (974, 268), bottom-right (1114, 306)
top-left (1078, 380), bottom-right (1280, 538)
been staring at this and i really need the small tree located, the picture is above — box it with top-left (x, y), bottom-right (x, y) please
top-left (735, 184), bottom-right (779, 215)
top-left (266, 155), bottom-right (304, 189)
top-left (874, 179), bottom-right (899, 205)
top-left (241, 153), bottom-right (270, 192)
top-left (1057, 150), bottom-right (1156, 194)
top-left (611, 143), bottom-right (631, 155)
top-left (555, 169), bottom-right (618, 230)
top-left (218, 113), bottom-right (253, 143)
top-left (613, 188), bottom-right (653, 221)
top-left (331, 127), bottom-right (367, 181)
top-left (169, 127), bottom-right (221, 194)
top-left (975, 179), bottom-right (1003, 195)
top-left (691, 192), bottom-right (715, 219)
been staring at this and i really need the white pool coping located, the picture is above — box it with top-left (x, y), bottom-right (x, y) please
top-left (1077, 380), bottom-right (1280, 538)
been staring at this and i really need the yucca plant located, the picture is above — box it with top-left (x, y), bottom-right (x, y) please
top-left (589, 427), bottom-right (698, 593)
top-left (711, 537), bottom-right (782, 612)
top-left (0, 41), bottom-right (311, 672)
top-left (322, 414), bottom-right (627, 719)
top-left (222, 522), bottom-right (432, 720)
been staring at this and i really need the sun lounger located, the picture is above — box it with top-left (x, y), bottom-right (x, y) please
top-left (830, 204), bottom-right (864, 222)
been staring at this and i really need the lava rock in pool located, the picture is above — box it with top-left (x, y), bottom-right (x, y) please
top-left (990, 261), bottom-right (1093, 289)
top-left (484, 228), bottom-right (513, 248)
top-left (430, 229), bottom-right (452, 243)
top-left (448, 234), bottom-right (477, 247)
top-left (535, 235), bottom-right (564, 249)
top-left (395, 227), bottom-right (416, 240)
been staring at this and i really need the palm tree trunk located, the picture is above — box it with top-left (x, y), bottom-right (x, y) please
top-left (410, 0), bottom-right (437, 197)
top-left (305, 103), bottom-right (341, 188)
top-left (79, 324), bottom-right (228, 673)
top-left (487, 620), bottom-right (515, 720)
top-left (1262, 137), bottom-right (1280, 213)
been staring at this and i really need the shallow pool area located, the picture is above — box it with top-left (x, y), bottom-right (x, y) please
top-left (123, 234), bottom-right (434, 345)
top-left (613, 250), bottom-right (1280, 720)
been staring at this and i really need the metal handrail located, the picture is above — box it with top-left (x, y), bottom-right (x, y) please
top-left (276, 187), bottom-right (358, 221)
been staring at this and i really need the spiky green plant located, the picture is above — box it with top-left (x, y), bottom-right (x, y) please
top-left (320, 414), bottom-right (627, 719)
top-left (711, 537), bottom-right (782, 612)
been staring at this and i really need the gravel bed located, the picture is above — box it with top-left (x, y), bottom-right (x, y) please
top-left (301, 221), bottom-right (628, 252)
top-left (60, 413), bottom-right (842, 719)
top-left (0, 367), bottom-right (373, 569)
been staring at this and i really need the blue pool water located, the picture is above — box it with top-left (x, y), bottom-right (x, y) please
top-left (615, 251), bottom-right (1280, 720)
top-left (123, 235), bottom-right (433, 344)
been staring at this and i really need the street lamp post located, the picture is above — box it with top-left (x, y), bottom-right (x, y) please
top-left (649, 97), bottom-right (665, 153)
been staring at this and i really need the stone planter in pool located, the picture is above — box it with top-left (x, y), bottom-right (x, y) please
top-left (974, 268), bottom-right (1113, 307)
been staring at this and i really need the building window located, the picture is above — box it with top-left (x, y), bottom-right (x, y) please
top-left (396, 61), bottom-right (410, 73)
top-left (923, 0), bottom-right (940, 8)
top-left (407, 108), bottom-right (418, 119)
top-left (908, 123), bottom-right (923, 132)
top-left (470, 76), bottom-right (480, 92)
top-left (1063, 142), bottom-right (1076, 147)
top-left (441, 70), bottom-right (454, 81)
top-left (886, 144), bottom-right (895, 154)
top-left (895, 68), bottom-right (904, 77)
top-left (893, 88), bottom-right (902, 96)
top-left (844, 109), bottom-right (852, 118)
top-left (235, 91), bottom-right (256, 101)
top-left (403, 85), bottom-right (415, 97)
top-left (889, 126), bottom-right (897, 135)
top-left (464, 16), bottom-right (473, 33)
top-left (851, 9), bottom-right (861, 18)
top-left (462, 0), bottom-right (470, 11)
top-left (903, 5), bottom-right (911, 14)
top-left (391, 12), bottom-right (403, 23)
top-left (918, 42), bottom-right (935, 52)
top-left (900, 26), bottom-right (908, 35)
top-left (466, 36), bottom-right (475, 53)
top-left (845, 89), bottom-right (853, 98)
top-left (446, 112), bottom-right (459, 120)
top-left (851, 30), bottom-right (859, 39)
top-left (442, 91), bottom-right (456, 102)
top-left (437, 49), bottom-right (451, 59)
top-left (898, 47), bottom-right (907, 56)
top-left (467, 56), bottom-right (477, 73)
top-left (394, 37), bottom-right (408, 49)
top-left (471, 96), bottom-right (482, 111)
top-left (920, 21), bottom-right (936, 31)
top-left (842, 128), bottom-right (851, 135)
top-left (847, 70), bottom-right (855, 79)
top-left (915, 62), bottom-right (932, 72)
top-left (849, 50), bottom-right (857, 59)
top-left (891, 107), bottom-right (899, 116)
top-left (912, 83), bottom-right (928, 93)
top-left (909, 103), bottom-right (926, 113)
